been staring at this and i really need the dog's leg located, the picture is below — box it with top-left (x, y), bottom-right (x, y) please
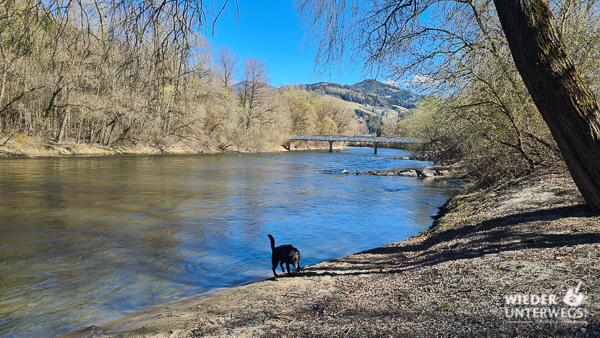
top-left (279, 261), bottom-right (285, 273)
top-left (272, 258), bottom-right (279, 280)
top-left (286, 262), bottom-right (291, 274)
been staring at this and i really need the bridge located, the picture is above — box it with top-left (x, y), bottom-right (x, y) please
top-left (288, 135), bottom-right (422, 154)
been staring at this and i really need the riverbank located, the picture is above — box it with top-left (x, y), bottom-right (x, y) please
top-left (0, 140), bottom-right (279, 157)
top-left (68, 166), bottom-right (600, 337)
top-left (0, 138), bottom-right (343, 157)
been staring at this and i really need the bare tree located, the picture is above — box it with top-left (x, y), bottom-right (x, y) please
top-left (0, 0), bottom-right (47, 123)
top-left (240, 57), bottom-right (272, 130)
top-left (215, 45), bottom-right (239, 89)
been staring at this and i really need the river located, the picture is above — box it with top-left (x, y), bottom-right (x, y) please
top-left (0, 147), bottom-right (457, 337)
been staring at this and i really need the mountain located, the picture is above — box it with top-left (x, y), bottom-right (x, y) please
top-left (298, 79), bottom-right (424, 111)
top-left (350, 79), bottom-right (423, 108)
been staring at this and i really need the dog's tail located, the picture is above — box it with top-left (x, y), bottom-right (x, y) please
top-left (268, 234), bottom-right (275, 251)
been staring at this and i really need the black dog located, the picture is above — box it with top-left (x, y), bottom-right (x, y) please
top-left (268, 234), bottom-right (301, 280)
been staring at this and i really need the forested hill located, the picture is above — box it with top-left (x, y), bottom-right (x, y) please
top-left (297, 79), bottom-right (424, 110)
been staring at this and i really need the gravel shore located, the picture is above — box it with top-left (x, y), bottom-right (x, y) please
top-left (70, 167), bottom-right (600, 337)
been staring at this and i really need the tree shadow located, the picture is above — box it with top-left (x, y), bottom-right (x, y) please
top-left (300, 204), bottom-right (600, 278)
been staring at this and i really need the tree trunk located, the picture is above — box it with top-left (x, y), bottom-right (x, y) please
top-left (493, 0), bottom-right (600, 211)
top-left (0, 68), bottom-right (7, 106)
top-left (55, 107), bottom-right (70, 143)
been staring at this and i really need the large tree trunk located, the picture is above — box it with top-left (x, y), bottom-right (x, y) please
top-left (493, 0), bottom-right (600, 211)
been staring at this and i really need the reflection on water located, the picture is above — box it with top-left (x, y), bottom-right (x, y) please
top-left (0, 148), bottom-right (457, 337)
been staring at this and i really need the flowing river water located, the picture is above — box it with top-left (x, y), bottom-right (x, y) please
top-left (0, 147), bottom-right (457, 337)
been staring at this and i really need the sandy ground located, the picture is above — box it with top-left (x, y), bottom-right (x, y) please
top-left (67, 167), bottom-right (600, 337)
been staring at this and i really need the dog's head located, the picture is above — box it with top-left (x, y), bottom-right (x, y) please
top-left (291, 248), bottom-right (301, 270)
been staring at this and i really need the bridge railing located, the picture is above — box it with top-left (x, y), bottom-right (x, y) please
top-left (288, 135), bottom-right (422, 154)
top-left (289, 135), bottom-right (422, 144)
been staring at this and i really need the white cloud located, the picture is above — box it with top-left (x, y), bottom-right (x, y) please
top-left (383, 79), bottom-right (399, 87)
top-left (403, 74), bottom-right (434, 86)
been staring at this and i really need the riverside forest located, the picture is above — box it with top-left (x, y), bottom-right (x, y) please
top-left (3, 0), bottom-right (600, 190)
top-left (0, 0), bottom-right (422, 159)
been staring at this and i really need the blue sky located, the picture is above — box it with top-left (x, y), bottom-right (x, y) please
top-left (207, 0), bottom-right (367, 87)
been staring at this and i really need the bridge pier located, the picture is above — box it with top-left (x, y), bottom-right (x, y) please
top-left (288, 135), bottom-right (422, 152)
